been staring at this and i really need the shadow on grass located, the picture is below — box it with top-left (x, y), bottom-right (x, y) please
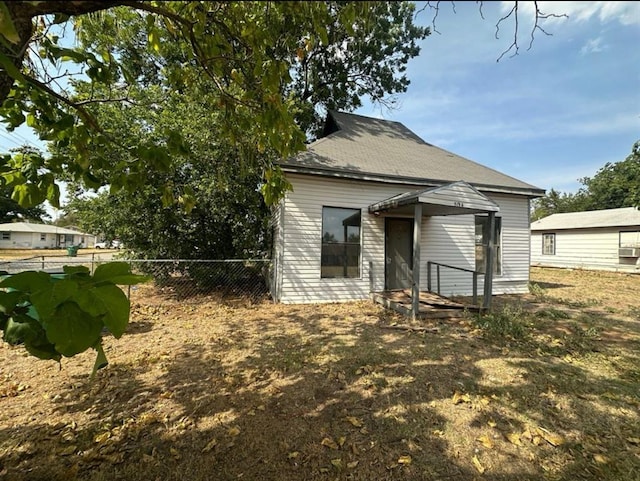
top-left (0, 290), bottom-right (639, 481)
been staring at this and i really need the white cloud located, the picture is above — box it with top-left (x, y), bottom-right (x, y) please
top-left (504, 1), bottom-right (640, 26)
top-left (580, 37), bottom-right (606, 55)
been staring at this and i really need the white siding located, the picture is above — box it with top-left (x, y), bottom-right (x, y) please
top-left (531, 228), bottom-right (640, 273)
top-left (0, 232), bottom-right (33, 249)
top-left (0, 232), bottom-right (95, 250)
top-left (279, 174), bottom-right (532, 303)
top-left (270, 201), bottom-right (285, 301)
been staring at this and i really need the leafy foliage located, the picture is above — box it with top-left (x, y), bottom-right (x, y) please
top-left (52, 3), bottom-right (427, 260)
top-left (0, 263), bottom-right (148, 372)
top-left (0, 1), bottom-right (428, 209)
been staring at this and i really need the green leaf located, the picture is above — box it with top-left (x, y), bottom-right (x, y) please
top-left (2, 312), bottom-right (59, 360)
top-left (3, 313), bottom-right (43, 345)
top-left (42, 302), bottom-right (103, 357)
top-left (92, 342), bottom-right (108, 377)
top-left (0, 290), bottom-right (22, 314)
top-left (10, 183), bottom-right (46, 208)
top-left (62, 265), bottom-right (90, 277)
top-left (0, 271), bottom-right (51, 293)
top-left (46, 182), bottom-right (61, 208)
top-left (91, 284), bottom-right (130, 338)
top-left (0, 51), bottom-right (24, 80)
top-left (92, 262), bottom-right (132, 283)
top-left (0, 2), bottom-right (20, 44)
top-left (30, 279), bottom-right (79, 320)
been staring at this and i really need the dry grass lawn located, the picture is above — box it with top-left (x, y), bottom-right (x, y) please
top-left (0, 267), bottom-right (638, 480)
top-left (0, 249), bottom-right (116, 261)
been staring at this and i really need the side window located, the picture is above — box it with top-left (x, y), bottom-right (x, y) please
top-left (542, 233), bottom-right (556, 255)
top-left (475, 216), bottom-right (502, 275)
top-left (321, 207), bottom-right (361, 278)
top-left (1, 232), bottom-right (10, 240)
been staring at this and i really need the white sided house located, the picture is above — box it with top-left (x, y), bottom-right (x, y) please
top-left (0, 222), bottom-right (96, 250)
top-left (531, 207), bottom-right (640, 273)
top-left (270, 111), bottom-right (544, 315)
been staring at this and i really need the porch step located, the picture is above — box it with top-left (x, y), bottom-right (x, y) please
top-left (372, 290), bottom-right (481, 320)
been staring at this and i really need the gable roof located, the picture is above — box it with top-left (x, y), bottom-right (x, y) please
top-left (281, 111), bottom-right (545, 197)
top-left (0, 222), bottom-right (92, 236)
top-left (531, 207), bottom-right (640, 231)
top-left (369, 180), bottom-right (500, 216)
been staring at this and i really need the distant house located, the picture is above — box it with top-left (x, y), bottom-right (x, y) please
top-left (270, 111), bottom-right (544, 315)
top-left (0, 222), bottom-right (97, 250)
top-left (530, 207), bottom-right (640, 273)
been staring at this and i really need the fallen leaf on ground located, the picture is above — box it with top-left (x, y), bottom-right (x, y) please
top-left (321, 437), bottom-right (339, 450)
top-left (593, 454), bottom-right (609, 464)
top-left (477, 435), bottom-right (494, 449)
top-left (202, 438), bottom-right (218, 453)
top-left (398, 455), bottom-right (412, 465)
top-left (347, 461), bottom-right (359, 469)
top-left (331, 458), bottom-right (343, 469)
top-left (506, 433), bottom-right (522, 446)
top-left (346, 416), bottom-right (363, 428)
top-left (472, 455), bottom-right (485, 474)
top-left (536, 428), bottom-right (564, 447)
top-left (228, 426), bottom-right (241, 437)
top-left (452, 391), bottom-right (471, 404)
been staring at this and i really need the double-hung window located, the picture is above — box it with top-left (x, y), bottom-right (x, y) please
top-left (542, 233), bottom-right (556, 255)
top-left (475, 216), bottom-right (502, 275)
top-left (321, 207), bottom-right (361, 278)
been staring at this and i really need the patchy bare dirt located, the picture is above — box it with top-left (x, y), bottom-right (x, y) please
top-left (0, 267), bottom-right (639, 481)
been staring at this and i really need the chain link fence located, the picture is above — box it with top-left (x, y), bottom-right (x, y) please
top-left (0, 256), bottom-right (272, 304)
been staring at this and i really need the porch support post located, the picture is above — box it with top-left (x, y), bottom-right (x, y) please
top-left (483, 211), bottom-right (496, 310)
top-left (411, 203), bottom-right (422, 318)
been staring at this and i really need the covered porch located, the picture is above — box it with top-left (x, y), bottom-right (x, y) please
top-left (368, 181), bottom-right (500, 319)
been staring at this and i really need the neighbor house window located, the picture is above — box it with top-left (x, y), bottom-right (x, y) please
top-left (542, 233), bottom-right (556, 255)
top-left (1, 232), bottom-right (10, 240)
top-left (40, 233), bottom-right (46, 241)
top-left (321, 207), bottom-right (361, 278)
top-left (475, 216), bottom-right (501, 275)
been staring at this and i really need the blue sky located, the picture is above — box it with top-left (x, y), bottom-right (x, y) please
top-left (1, 1), bottom-right (638, 218)
top-left (357, 1), bottom-right (640, 194)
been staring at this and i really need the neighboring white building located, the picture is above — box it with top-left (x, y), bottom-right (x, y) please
top-left (531, 207), bottom-right (640, 273)
top-left (270, 111), bottom-right (545, 311)
top-left (0, 222), bottom-right (97, 250)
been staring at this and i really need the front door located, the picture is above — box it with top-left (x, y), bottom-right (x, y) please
top-left (385, 218), bottom-right (413, 290)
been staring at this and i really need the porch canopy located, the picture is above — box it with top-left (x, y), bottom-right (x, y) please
top-left (368, 181), bottom-right (500, 316)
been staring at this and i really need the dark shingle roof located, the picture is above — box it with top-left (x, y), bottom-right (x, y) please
top-left (281, 111), bottom-right (544, 196)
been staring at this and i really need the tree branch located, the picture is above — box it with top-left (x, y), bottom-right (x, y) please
top-left (22, 73), bottom-right (102, 132)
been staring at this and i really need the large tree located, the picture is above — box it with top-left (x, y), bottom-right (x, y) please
top-left (56, 3), bottom-right (428, 260)
top-left (0, 1), bottom-right (429, 209)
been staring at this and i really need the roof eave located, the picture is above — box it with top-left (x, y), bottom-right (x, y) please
top-left (281, 164), bottom-right (546, 198)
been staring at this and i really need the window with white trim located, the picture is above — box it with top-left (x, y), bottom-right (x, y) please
top-left (40, 233), bottom-right (46, 241)
top-left (542, 233), bottom-right (556, 255)
top-left (321, 207), bottom-right (361, 278)
top-left (1, 232), bottom-right (10, 240)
